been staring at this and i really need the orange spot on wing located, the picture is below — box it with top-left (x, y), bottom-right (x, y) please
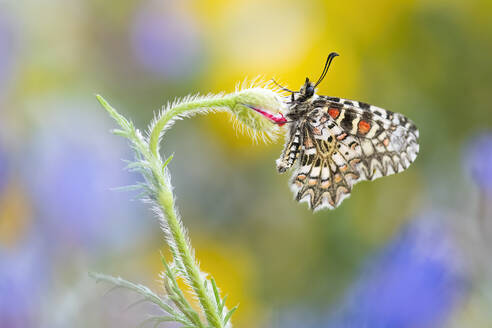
top-left (328, 107), bottom-right (340, 119)
top-left (358, 120), bottom-right (371, 134)
top-left (337, 133), bottom-right (347, 141)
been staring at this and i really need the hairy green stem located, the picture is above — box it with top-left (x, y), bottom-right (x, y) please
top-left (149, 97), bottom-right (235, 157)
top-left (149, 87), bottom-right (285, 156)
top-left (157, 187), bottom-right (223, 328)
top-left (95, 85), bottom-right (284, 328)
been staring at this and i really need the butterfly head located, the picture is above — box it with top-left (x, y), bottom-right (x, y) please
top-left (298, 77), bottom-right (316, 99)
top-left (292, 52), bottom-right (339, 103)
top-left (248, 53), bottom-right (339, 125)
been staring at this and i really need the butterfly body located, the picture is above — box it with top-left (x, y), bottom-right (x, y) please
top-left (275, 77), bottom-right (419, 211)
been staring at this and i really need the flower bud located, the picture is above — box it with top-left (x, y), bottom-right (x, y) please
top-left (229, 87), bottom-right (287, 141)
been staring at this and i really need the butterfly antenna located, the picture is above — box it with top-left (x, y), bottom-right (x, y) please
top-left (271, 78), bottom-right (296, 93)
top-left (314, 52), bottom-right (339, 88)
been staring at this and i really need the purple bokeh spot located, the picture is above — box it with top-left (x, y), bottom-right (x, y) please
top-left (42, 145), bottom-right (110, 237)
top-left (464, 132), bottom-right (492, 194)
top-left (29, 140), bottom-right (134, 251)
top-left (327, 214), bottom-right (467, 328)
top-left (131, 0), bottom-right (202, 78)
top-left (0, 237), bottom-right (48, 328)
top-left (23, 105), bottom-right (145, 253)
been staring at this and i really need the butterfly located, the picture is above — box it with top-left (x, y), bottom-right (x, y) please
top-left (251, 52), bottom-right (420, 211)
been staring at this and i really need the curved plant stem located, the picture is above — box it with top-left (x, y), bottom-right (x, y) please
top-left (93, 85), bottom-right (283, 328)
top-left (149, 97), bottom-right (235, 157)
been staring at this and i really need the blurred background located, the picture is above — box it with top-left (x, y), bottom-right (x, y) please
top-left (1, 0), bottom-right (492, 327)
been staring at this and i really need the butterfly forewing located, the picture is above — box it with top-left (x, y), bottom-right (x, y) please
top-left (279, 96), bottom-right (419, 211)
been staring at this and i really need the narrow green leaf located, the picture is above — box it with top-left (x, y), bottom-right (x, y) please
top-left (218, 295), bottom-right (227, 315)
top-left (112, 129), bottom-right (130, 137)
top-left (160, 258), bottom-right (205, 327)
top-left (96, 94), bottom-right (131, 130)
top-left (111, 184), bottom-right (143, 192)
top-left (125, 161), bottom-right (151, 171)
top-left (162, 154), bottom-right (174, 170)
top-left (89, 272), bottom-right (174, 315)
top-left (223, 306), bottom-right (238, 326)
top-left (210, 278), bottom-right (221, 313)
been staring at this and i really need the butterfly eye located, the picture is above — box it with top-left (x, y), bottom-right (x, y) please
top-left (306, 86), bottom-right (314, 96)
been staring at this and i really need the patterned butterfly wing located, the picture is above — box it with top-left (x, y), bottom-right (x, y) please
top-left (280, 97), bottom-right (419, 211)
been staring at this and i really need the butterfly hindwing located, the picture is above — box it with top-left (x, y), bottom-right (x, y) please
top-left (288, 110), bottom-right (363, 210)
